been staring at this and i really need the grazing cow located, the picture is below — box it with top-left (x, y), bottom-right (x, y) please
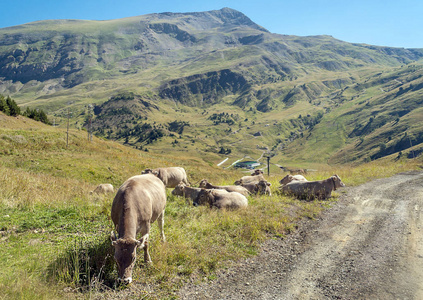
top-left (280, 167), bottom-right (307, 175)
top-left (172, 183), bottom-right (205, 203)
top-left (281, 174), bottom-right (345, 200)
top-left (255, 180), bottom-right (272, 196)
top-left (279, 174), bottom-right (308, 186)
top-left (199, 179), bottom-right (250, 197)
top-left (110, 174), bottom-right (166, 284)
top-left (91, 183), bottom-right (114, 194)
top-left (195, 189), bottom-right (248, 210)
top-left (141, 167), bottom-right (189, 188)
top-left (234, 173), bottom-right (265, 185)
top-left (290, 168), bottom-right (307, 175)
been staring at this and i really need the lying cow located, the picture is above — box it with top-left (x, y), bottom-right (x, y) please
top-left (281, 174), bottom-right (345, 200)
top-left (194, 189), bottom-right (248, 210)
top-left (199, 179), bottom-right (250, 197)
top-left (279, 174), bottom-right (308, 186)
top-left (110, 174), bottom-right (167, 284)
top-left (234, 178), bottom-right (269, 195)
top-left (256, 180), bottom-right (272, 196)
top-left (172, 183), bottom-right (205, 203)
top-left (234, 173), bottom-right (265, 185)
top-left (141, 167), bottom-right (189, 188)
top-left (91, 183), bottom-right (114, 194)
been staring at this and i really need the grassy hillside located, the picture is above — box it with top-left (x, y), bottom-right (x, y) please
top-left (281, 63), bottom-right (423, 165)
top-left (0, 112), bottom-right (422, 299)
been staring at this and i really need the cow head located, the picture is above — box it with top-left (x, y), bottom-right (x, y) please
top-left (256, 180), bottom-right (271, 195)
top-left (279, 175), bottom-right (294, 185)
top-left (251, 169), bottom-right (264, 175)
top-left (331, 175), bottom-right (346, 190)
top-left (194, 190), bottom-right (214, 207)
top-left (141, 168), bottom-right (153, 175)
top-left (110, 232), bottom-right (144, 284)
top-left (198, 179), bottom-right (208, 189)
top-left (171, 182), bottom-right (186, 196)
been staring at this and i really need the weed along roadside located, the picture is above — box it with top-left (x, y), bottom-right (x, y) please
top-left (0, 113), bottom-right (421, 299)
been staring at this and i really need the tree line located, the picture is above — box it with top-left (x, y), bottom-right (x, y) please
top-left (0, 94), bottom-right (51, 125)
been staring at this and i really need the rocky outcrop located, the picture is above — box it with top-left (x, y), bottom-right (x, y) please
top-left (159, 69), bottom-right (250, 106)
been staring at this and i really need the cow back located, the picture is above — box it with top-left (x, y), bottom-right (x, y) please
top-left (111, 174), bottom-right (167, 233)
top-left (156, 167), bottom-right (188, 188)
top-left (239, 174), bottom-right (265, 184)
top-left (208, 189), bottom-right (248, 209)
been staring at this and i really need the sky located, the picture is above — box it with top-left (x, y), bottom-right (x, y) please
top-left (1, 0), bottom-right (422, 48)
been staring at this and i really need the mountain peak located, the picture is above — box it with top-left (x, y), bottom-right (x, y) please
top-left (150, 7), bottom-right (268, 33)
top-left (208, 7), bottom-right (268, 32)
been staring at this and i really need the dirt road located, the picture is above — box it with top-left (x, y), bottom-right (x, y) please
top-left (180, 171), bottom-right (423, 299)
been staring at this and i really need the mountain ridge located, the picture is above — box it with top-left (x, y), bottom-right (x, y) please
top-left (0, 7), bottom-right (422, 166)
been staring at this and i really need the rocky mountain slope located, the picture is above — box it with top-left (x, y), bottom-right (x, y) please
top-left (0, 7), bottom-right (422, 166)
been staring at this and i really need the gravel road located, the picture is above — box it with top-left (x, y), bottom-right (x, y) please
top-left (179, 171), bottom-right (423, 299)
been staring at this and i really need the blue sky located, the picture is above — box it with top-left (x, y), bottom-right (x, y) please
top-left (2, 0), bottom-right (422, 48)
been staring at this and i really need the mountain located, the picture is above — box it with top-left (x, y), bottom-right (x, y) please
top-left (0, 7), bottom-right (422, 166)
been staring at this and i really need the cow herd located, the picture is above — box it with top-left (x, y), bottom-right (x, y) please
top-left (102, 166), bottom-right (345, 284)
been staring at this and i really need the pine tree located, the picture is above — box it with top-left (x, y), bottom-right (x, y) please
top-left (38, 110), bottom-right (51, 125)
top-left (0, 95), bottom-right (10, 115)
top-left (6, 96), bottom-right (20, 116)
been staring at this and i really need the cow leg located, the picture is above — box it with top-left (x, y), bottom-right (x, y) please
top-left (143, 239), bottom-right (152, 264)
top-left (157, 210), bottom-right (166, 242)
top-left (139, 222), bottom-right (152, 264)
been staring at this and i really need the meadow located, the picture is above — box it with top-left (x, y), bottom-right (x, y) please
top-left (0, 113), bottom-right (421, 299)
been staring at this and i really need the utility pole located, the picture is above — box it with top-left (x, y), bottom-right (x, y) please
top-left (87, 104), bottom-right (93, 142)
top-left (66, 108), bottom-right (70, 147)
top-left (263, 152), bottom-right (275, 176)
top-left (409, 134), bottom-right (414, 158)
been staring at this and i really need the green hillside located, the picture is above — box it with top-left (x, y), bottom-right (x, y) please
top-left (1, 112), bottom-right (421, 299)
top-left (0, 7), bottom-right (422, 167)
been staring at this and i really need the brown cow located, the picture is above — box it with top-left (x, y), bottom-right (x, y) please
top-left (234, 173), bottom-right (265, 185)
top-left (279, 174), bottom-right (308, 186)
top-left (281, 174), bottom-right (345, 200)
top-left (141, 167), bottom-right (189, 188)
top-left (91, 183), bottom-right (114, 194)
top-left (199, 179), bottom-right (250, 197)
top-left (194, 189), bottom-right (248, 209)
top-left (235, 178), bottom-right (271, 195)
top-left (289, 168), bottom-right (307, 175)
top-left (171, 183), bottom-right (205, 203)
top-left (110, 174), bottom-right (166, 284)
top-left (255, 180), bottom-right (272, 196)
